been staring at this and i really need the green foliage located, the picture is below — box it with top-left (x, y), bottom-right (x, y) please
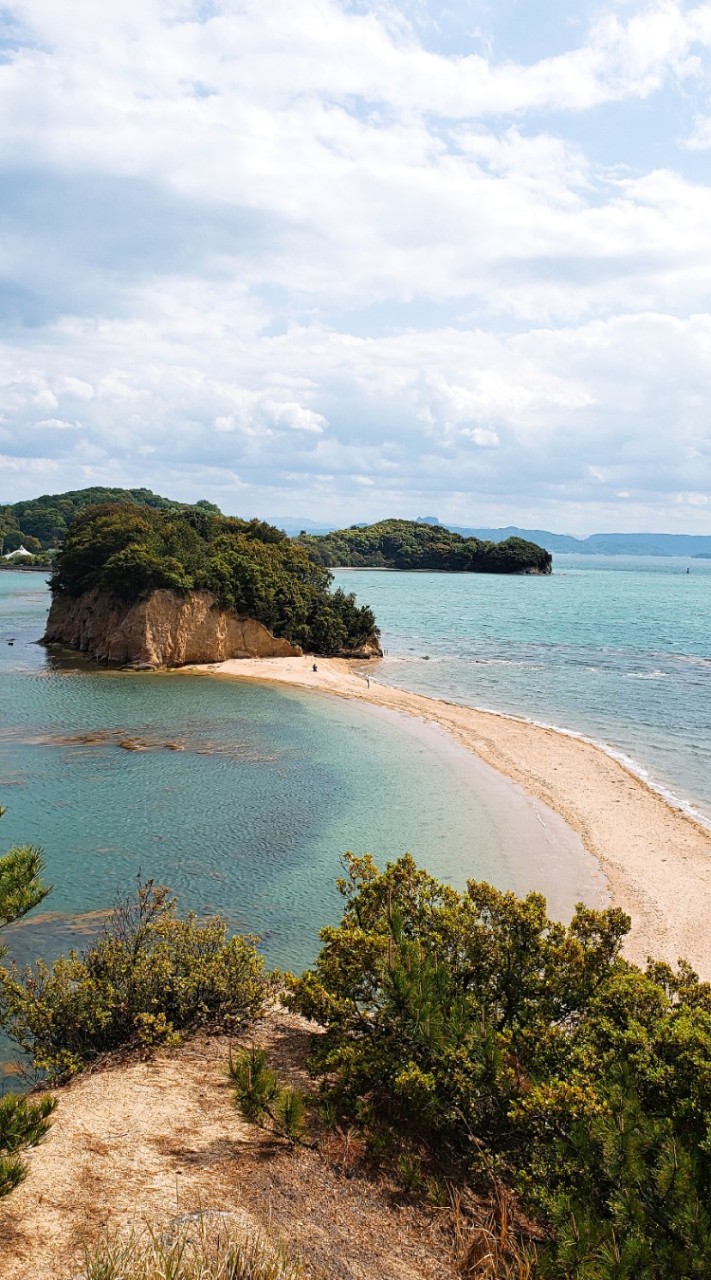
top-left (298, 519), bottom-right (552, 575)
top-left (0, 881), bottom-right (271, 1082)
top-left (0, 1093), bottom-right (56, 1198)
top-left (287, 854), bottom-right (711, 1278)
top-left (230, 1046), bottom-right (307, 1144)
top-left (0, 814), bottom-right (51, 953)
top-left (0, 806), bottom-right (55, 1197)
top-left (51, 503), bottom-right (378, 654)
top-left (2, 486), bottom-right (198, 551)
top-left (230, 1046), bottom-right (279, 1122)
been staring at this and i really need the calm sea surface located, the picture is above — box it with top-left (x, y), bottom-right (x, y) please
top-left (333, 553), bottom-right (711, 824)
top-left (1, 554), bottom-right (709, 995)
top-left (0, 570), bottom-right (606, 998)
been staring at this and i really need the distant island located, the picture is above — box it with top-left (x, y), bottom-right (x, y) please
top-left (270, 514), bottom-right (711, 558)
top-left (43, 502), bottom-right (380, 667)
top-left (3, 487), bottom-right (708, 560)
top-left (297, 518), bottom-right (552, 574)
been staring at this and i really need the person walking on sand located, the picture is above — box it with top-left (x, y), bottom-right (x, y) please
top-left (366, 676), bottom-right (370, 689)
top-left (312, 662), bottom-right (318, 672)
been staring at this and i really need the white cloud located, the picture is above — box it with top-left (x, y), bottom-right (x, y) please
top-left (0, 0), bottom-right (710, 530)
top-left (32, 417), bottom-right (83, 430)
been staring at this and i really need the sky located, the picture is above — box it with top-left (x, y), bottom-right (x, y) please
top-left (1, 0), bottom-right (711, 533)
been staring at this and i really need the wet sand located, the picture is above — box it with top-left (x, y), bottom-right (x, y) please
top-left (191, 655), bottom-right (711, 978)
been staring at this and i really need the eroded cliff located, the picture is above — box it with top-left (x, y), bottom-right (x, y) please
top-left (43, 588), bottom-right (302, 667)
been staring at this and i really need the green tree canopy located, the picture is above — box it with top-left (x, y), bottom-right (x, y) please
top-left (288, 854), bottom-right (711, 1278)
top-left (297, 519), bottom-right (552, 574)
top-left (50, 504), bottom-right (379, 655)
top-left (0, 807), bottom-right (55, 1199)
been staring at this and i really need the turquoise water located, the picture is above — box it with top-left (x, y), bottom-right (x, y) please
top-left (0, 572), bottom-right (601, 996)
top-left (333, 554), bottom-right (711, 823)
top-left (2, 552), bottom-right (708, 995)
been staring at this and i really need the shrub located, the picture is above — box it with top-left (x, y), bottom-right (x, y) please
top-left (230, 1046), bottom-right (308, 1144)
top-left (0, 881), bottom-right (272, 1081)
top-left (286, 853), bottom-right (711, 1278)
top-left (0, 805), bottom-right (55, 1197)
top-left (0, 1091), bottom-right (56, 1198)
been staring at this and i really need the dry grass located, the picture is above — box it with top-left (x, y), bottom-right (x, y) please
top-left (80, 1212), bottom-right (305, 1280)
top-left (453, 1187), bottom-right (539, 1280)
top-left (0, 1009), bottom-right (454, 1280)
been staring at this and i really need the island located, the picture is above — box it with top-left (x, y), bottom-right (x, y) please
top-left (42, 503), bottom-right (381, 667)
top-left (296, 517), bottom-right (552, 573)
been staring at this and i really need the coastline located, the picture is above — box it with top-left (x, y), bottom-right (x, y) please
top-left (191, 654), bottom-right (711, 978)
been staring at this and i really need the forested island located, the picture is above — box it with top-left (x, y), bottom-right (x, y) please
top-left (298, 518), bottom-right (552, 573)
top-left (0, 485), bottom-right (204, 554)
top-left (3, 492), bottom-right (550, 575)
top-left (43, 503), bottom-right (379, 663)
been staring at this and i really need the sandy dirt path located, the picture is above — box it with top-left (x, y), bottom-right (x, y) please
top-left (0, 1011), bottom-right (452, 1280)
top-left (191, 655), bottom-right (711, 977)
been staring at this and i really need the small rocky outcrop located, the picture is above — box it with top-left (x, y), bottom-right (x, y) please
top-left (333, 636), bottom-right (383, 659)
top-left (43, 588), bottom-right (302, 668)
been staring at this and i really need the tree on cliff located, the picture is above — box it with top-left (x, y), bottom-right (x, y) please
top-left (49, 504), bottom-right (379, 655)
top-left (0, 808), bottom-right (55, 1197)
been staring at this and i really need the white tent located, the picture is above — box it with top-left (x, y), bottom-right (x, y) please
top-left (2, 545), bottom-right (33, 560)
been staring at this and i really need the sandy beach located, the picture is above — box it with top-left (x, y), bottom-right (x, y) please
top-left (192, 655), bottom-right (711, 979)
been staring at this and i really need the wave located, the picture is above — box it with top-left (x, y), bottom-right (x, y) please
top-left (379, 676), bottom-right (711, 835)
top-left (625, 670), bottom-right (669, 680)
top-left (460, 703), bottom-right (711, 834)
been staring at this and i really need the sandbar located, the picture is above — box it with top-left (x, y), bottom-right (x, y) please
top-left (192, 655), bottom-right (711, 978)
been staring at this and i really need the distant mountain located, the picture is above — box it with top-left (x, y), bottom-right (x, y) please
top-left (448, 524), bottom-right (584, 552)
top-left (264, 516), bottom-right (336, 536)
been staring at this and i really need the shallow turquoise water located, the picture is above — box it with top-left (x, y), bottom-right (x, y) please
top-left (0, 572), bottom-right (601, 991)
top-left (333, 553), bottom-right (711, 822)
top-left (2, 550), bottom-right (708, 990)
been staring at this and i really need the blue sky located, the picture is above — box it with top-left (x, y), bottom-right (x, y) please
top-left (1, 0), bottom-right (711, 533)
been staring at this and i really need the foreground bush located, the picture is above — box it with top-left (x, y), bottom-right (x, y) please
top-left (0, 881), bottom-right (271, 1081)
top-left (287, 853), bottom-right (711, 1279)
top-left (81, 1214), bottom-right (304, 1280)
top-left (0, 805), bottom-right (56, 1195)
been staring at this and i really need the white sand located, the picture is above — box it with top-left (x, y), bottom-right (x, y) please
top-left (192, 655), bottom-right (711, 977)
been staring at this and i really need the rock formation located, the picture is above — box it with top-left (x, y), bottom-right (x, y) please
top-left (43, 588), bottom-right (302, 668)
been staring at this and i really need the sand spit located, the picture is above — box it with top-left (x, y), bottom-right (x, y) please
top-left (0, 1011), bottom-right (452, 1280)
top-left (192, 655), bottom-right (711, 979)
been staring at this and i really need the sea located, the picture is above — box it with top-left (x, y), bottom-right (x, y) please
top-left (0, 555), bottom-right (709, 992)
top-left (341, 556), bottom-right (711, 827)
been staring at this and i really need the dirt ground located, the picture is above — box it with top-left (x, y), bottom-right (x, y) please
top-left (0, 1010), bottom-right (455, 1280)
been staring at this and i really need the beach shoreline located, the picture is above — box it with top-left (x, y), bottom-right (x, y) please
top-left (190, 654), bottom-right (711, 978)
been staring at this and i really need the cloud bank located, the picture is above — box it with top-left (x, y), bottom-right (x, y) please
top-left (1, 0), bottom-right (711, 531)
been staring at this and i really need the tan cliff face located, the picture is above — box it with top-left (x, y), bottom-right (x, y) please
top-left (43, 587), bottom-right (302, 667)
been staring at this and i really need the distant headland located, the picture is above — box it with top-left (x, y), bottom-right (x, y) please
top-left (297, 518), bottom-right (552, 574)
top-left (270, 514), bottom-right (711, 557)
